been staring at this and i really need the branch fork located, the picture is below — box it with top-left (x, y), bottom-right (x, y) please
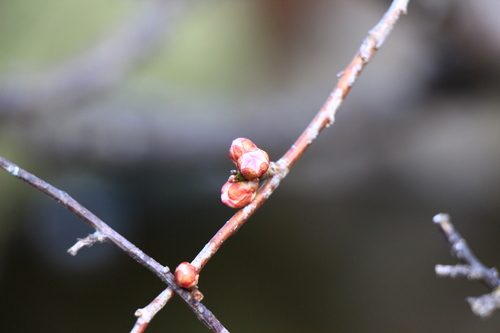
top-left (0, 1), bottom-right (410, 331)
top-left (433, 213), bottom-right (500, 317)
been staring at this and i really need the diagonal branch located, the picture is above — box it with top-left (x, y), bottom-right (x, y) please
top-left (433, 213), bottom-right (500, 317)
top-left (132, 0), bottom-right (411, 329)
top-left (0, 156), bottom-right (229, 333)
top-left (192, 0), bottom-right (409, 274)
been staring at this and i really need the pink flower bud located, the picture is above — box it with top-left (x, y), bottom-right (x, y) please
top-left (229, 138), bottom-right (258, 164)
top-left (221, 179), bottom-right (259, 208)
top-left (174, 262), bottom-right (199, 290)
top-left (237, 149), bottom-right (270, 180)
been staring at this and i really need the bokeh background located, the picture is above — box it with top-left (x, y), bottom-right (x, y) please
top-left (1, 0), bottom-right (500, 332)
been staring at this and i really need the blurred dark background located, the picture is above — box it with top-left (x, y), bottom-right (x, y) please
top-left (1, 0), bottom-right (500, 332)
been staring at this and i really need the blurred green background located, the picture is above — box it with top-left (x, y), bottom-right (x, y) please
top-left (1, 0), bottom-right (500, 332)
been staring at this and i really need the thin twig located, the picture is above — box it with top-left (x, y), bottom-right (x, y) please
top-left (136, 0), bottom-right (411, 326)
top-left (67, 230), bottom-right (106, 256)
top-left (0, 156), bottom-right (229, 333)
top-left (131, 288), bottom-right (175, 333)
top-left (433, 213), bottom-right (500, 317)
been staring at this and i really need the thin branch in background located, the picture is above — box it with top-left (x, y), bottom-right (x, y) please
top-left (0, 156), bottom-right (229, 333)
top-left (132, 0), bottom-right (411, 328)
top-left (433, 213), bottom-right (500, 317)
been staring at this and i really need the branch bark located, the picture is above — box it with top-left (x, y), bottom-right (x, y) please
top-left (0, 156), bottom-right (229, 333)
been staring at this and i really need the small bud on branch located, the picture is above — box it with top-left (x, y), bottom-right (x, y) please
top-left (237, 149), bottom-right (270, 181)
top-left (228, 138), bottom-right (270, 181)
top-left (229, 137), bottom-right (258, 164)
top-left (174, 262), bottom-right (199, 290)
top-left (221, 179), bottom-right (259, 208)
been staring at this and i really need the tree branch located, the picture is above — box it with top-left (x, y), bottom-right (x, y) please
top-left (133, 0), bottom-right (411, 327)
top-left (67, 230), bottom-right (106, 255)
top-left (0, 156), bottom-right (229, 333)
top-left (433, 213), bottom-right (500, 317)
top-left (193, 0), bottom-right (409, 272)
top-left (0, 0), bottom-right (411, 331)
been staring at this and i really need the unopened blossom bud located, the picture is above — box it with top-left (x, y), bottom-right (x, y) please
top-left (174, 262), bottom-right (199, 290)
top-left (221, 179), bottom-right (259, 208)
top-left (237, 149), bottom-right (270, 180)
top-left (229, 138), bottom-right (258, 164)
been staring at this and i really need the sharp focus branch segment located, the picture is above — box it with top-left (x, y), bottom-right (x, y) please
top-left (0, 156), bottom-right (229, 333)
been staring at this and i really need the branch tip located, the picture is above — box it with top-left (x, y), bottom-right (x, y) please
top-left (433, 213), bottom-right (450, 224)
top-left (67, 231), bottom-right (106, 256)
top-left (467, 290), bottom-right (500, 318)
top-left (435, 264), bottom-right (456, 277)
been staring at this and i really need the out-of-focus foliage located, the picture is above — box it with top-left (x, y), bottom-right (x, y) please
top-left (0, 0), bottom-right (135, 69)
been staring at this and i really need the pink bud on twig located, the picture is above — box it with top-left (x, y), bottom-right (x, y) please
top-left (174, 262), bottom-right (199, 290)
top-left (236, 149), bottom-right (270, 180)
top-left (221, 179), bottom-right (259, 208)
top-left (229, 138), bottom-right (258, 164)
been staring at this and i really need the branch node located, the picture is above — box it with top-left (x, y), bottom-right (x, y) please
top-left (433, 213), bottom-right (450, 224)
top-left (67, 231), bottom-right (106, 256)
top-left (359, 35), bottom-right (375, 63)
top-left (10, 165), bottom-right (20, 177)
top-left (192, 288), bottom-right (204, 302)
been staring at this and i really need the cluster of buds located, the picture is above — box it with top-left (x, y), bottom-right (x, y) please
top-left (221, 138), bottom-right (270, 208)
